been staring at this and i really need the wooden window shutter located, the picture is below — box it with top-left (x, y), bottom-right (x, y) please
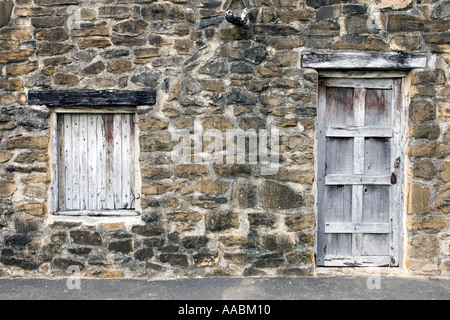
top-left (55, 113), bottom-right (136, 214)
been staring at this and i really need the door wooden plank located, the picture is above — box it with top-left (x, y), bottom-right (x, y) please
top-left (315, 79), bottom-right (328, 266)
top-left (352, 88), bottom-right (366, 257)
top-left (97, 115), bottom-right (107, 210)
top-left (63, 115), bottom-right (72, 210)
top-left (56, 115), bottom-right (65, 212)
top-left (79, 114), bottom-right (88, 210)
top-left (325, 222), bottom-right (391, 233)
top-left (129, 113), bottom-right (136, 210)
top-left (325, 174), bottom-right (391, 185)
top-left (87, 114), bottom-right (98, 210)
top-left (326, 138), bottom-right (354, 175)
top-left (121, 114), bottom-right (132, 209)
top-left (104, 114), bottom-right (115, 209)
top-left (327, 78), bottom-right (393, 89)
top-left (362, 234), bottom-right (390, 256)
top-left (365, 138), bottom-right (390, 175)
top-left (351, 185), bottom-right (364, 256)
top-left (389, 78), bottom-right (405, 267)
top-left (326, 127), bottom-right (392, 137)
top-left (327, 87), bottom-right (354, 127)
top-left (113, 114), bottom-right (123, 209)
top-left (323, 256), bottom-right (391, 267)
top-left (319, 71), bottom-right (408, 79)
top-left (50, 114), bottom-right (58, 213)
top-left (71, 114), bottom-right (81, 210)
top-left (353, 88), bottom-right (365, 175)
top-left (365, 89), bottom-right (392, 127)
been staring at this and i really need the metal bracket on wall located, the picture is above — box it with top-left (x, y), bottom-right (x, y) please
top-left (225, 8), bottom-right (249, 27)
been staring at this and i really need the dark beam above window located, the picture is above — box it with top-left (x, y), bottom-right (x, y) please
top-left (28, 89), bottom-right (156, 107)
top-left (301, 52), bottom-right (427, 70)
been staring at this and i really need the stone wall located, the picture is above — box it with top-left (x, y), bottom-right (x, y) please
top-left (0, 0), bottom-right (449, 278)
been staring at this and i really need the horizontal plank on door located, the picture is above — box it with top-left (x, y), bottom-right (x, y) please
top-left (327, 78), bottom-right (393, 89)
top-left (319, 71), bottom-right (408, 79)
top-left (55, 210), bottom-right (139, 216)
top-left (326, 127), bottom-right (392, 137)
top-left (325, 222), bottom-right (391, 234)
top-left (325, 174), bottom-right (391, 185)
top-left (323, 256), bottom-right (392, 267)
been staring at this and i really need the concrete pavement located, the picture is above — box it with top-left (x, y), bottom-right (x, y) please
top-left (0, 275), bottom-right (448, 300)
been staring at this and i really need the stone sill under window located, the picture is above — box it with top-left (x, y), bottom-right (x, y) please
top-left (54, 210), bottom-right (140, 217)
top-left (46, 214), bottom-right (144, 228)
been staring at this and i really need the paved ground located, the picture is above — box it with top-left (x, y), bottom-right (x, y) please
top-left (0, 275), bottom-right (448, 300)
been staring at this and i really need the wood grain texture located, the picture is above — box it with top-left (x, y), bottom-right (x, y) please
top-left (28, 90), bottom-right (156, 106)
top-left (302, 52), bottom-right (427, 70)
top-left (55, 113), bottom-right (136, 213)
top-left (316, 76), bottom-right (404, 267)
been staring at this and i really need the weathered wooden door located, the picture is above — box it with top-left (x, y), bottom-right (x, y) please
top-left (316, 76), bottom-right (405, 267)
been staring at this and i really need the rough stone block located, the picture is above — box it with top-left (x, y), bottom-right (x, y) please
top-left (410, 100), bottom-right (435, 122)
top-left (0, 1), bottom-right (13, 28)
top-left (140, 132), bottom-right (173, 152)
top-left (70, 230), bottom-right (102, 246)
top-left (205, 211), bottom-right (239, 232)
top-left (231, 183), bottom-right (257, 208)
top-left (181, 235), bottom-right (209, 249)
top-left (175, 164), bottom-right (209, 179)
top-left (434, 184), bottom-right (450, 213)
top-left (13, 213), bottom-right (43, 233)
top-left (193, 252), bottom-right (219, 266)
top-left (108, 239), bottom-right (133, 254)
top-left (135, 247), bottom-right (154, 261)
top-left (409, 235), bottom-right (440, 259)
top-left (6, 136), bottom-right (49, 150)
top-left (166, 211), bottom-right (202, 222)
top-left (194, 180), bottom-right (227, 195)
top-left (411, 159), bottom-right (436, 180)
top-left (253, 253), bottom-right (284, 268)
top-left (159, 253), bottom-right (189, 266)
top-left (261, 181), bottom-right (303, 209)
top-left (407, 215), bottom-right (447, 232)
top-left (259, 234), bottom-right (293, 251)
top-left (408, 184), bottom-right (430, 214)
top-left (218, 233), bottom-right (254, 248)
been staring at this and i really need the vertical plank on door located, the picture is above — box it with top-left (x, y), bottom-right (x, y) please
top-left (352, 88), bottom-right (366, 257)
top-left (79, 114), bottom-right (88, 210)
top-left (87, 114), bottom-right (98, 210)
top-left (64, 114), bottom-right (73, 210)
top-left (316, 80), bottom-right (328, 266)
top-left (56, 115), bottom-right (65, 212)
top-left (325, 86), bottom-right (355, 259)
top-left (97, 115), bottom-right (107, 210)
top-left (129, 114), bottom-right (136, 210)
top-left (390, 78), bottom-right (404, 266)
top-left (105, 114), bottom-right (115, 209)
top-left (121, 114), bottom-right (131, 209)
top-left (113, 114), bottom-right (123, 209)
top-left (71, 114), bottom-right (81, 210)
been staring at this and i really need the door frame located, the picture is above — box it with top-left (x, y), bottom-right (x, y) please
top-left (314, 71), bottom-right (408, 268)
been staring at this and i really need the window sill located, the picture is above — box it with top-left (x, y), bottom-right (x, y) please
top-left (46, 214), bottom-right (144, 228)
top-left (54, 210), bottom-right (139, 217)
